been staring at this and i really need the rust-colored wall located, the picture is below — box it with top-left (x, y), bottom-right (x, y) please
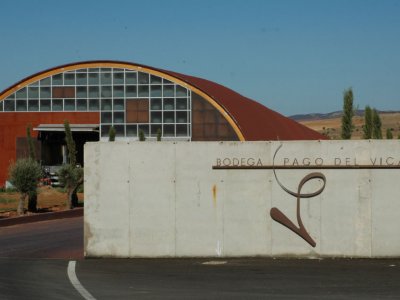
top-left (0, 112), bottom-right (99, 187)
top-left (192, 93), bottom-right (239, 141)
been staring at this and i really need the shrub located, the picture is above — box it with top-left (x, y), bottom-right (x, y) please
top-left (8, 158), bottom-right (42, 215)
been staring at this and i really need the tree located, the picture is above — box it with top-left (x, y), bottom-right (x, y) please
top-left (386, 128), bottom-right (393, 139)
top-left (108, 126), bottom-right (116, 142)
top-left (26, 124), bottom-right (36, 161)
top-left (64, 120), bottom-right (76, 167)
top-left (139, 129), bottom-right (146, 141)
top-left (8, 159), bottom-right (42, 215)
top-left (156, 128), bottom-right (162, 141)
top-left (341, 88), bottom-right (354, 139)
top-left (372, 109), bottom-right (382, 139)
top-left (362, 106), bottom-right (372, 139)
top-left (57, 120), bottom-right (82, 209)
top-left (26, 124), bottom-right (38, 212)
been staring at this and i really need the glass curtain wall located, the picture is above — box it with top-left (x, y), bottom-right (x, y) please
top-left (0, 68), bottom-right (192, 140)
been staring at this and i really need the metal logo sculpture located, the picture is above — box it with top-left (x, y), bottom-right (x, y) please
top-left (212, 143), bottom-right (400, 247)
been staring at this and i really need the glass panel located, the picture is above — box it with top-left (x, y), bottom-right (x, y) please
top-left (101, 73), bottom-right (112, 85)
top-left (101, 86), bottom-right (111, 98)
top-left (126, 125), bottom-right (137, 137)
top-left (40, 100), bottom-right (51, 111)
top-left (113, 72), bottom-right (124, 84)
top-left (163, 111), bottom-right (175, 123)
top-left (163, 78), bottom-right (173, 84)
top-left (76, 73), bottom-right (87, 85)
top-left (40, 87), bottom-right (51, 98)
top-left (151, 124), bottom-right (162, 137)
top-left (150, 75), bottom-right (162, 84)
top-left (0, 101), bottom-right (3, 111)
top-left (163, 85), bottom-right (174, 97)
top-left (101, 112), bottom-right (112, 123)
top-left (4, 100), bottom-right (15, 111)
top-left (101, 99), bottom-right (112, 110)
top-left (138, 124), bottom-right (149, 136)
top-left (89, 86), bottom-right (99, 98)
top-left (176, 98), bottom-right (188, 110)
top-left (126, 86), bottom-right (137, 97)
top-left (89, 99), bottom-right (100, 111)
top-left (163, 124), bottom-right (174, 137)
top-left (176, 111), bottom-right (188, 123)
top-left (176, 86), bottom-right (187, 97)
top-left (77, 87), bottom-right (87, 98)
top-left (101, 68), bottom-right (111, 72)
top-left (138, 72), bottom-right (149, 84)
top-left (89, 73), bottom-right (99, 85)
top-left (115, 125), bottom-right (125, 137)
top-left (163, 98), bottom-right (174, 110)
top-left (28, 87), bottom-right (39, 99)
top-left (113, 112), bottom-right (124, 123)
top-left (151, 111), bottom-right (162, 123)
top-left (89, 68), bottom-right (100, 72)
top-left (52, 99), bottom-right (63, 111)
top-left (113, 99), bottom-right (124, 110)
top-left (28, 100), bottom-right (39, 111)
top-left (16, 100), bottom-right (27, 111)
top-left (16, 88), bottom-right (27, 99)
top-left (52, 74), bottom-right (63, 85)
top-left (64, 73), bottom-right (75, 85)
top-left (64, 99), bottom-right (75, 110)
top-left (6, 94), bottom-right (15, 100)
top-left (113, 86), bottom-right (124, 98)
top-left (40, 77), bottom-right (51, 86)
top-left (150, 98), bottom-right (162, 110)
top-left (101, 125), bottom-right (110, 137)
top-left (77, 99), bottom-right (88, 111)
top-left (176, 124), bottom-right (188, 136)
top-left (138, 85), bottom-right (149, 97)
top-left (30, 81), bottom-right (39, 87)
top-left (126, 72), bottom-right (137, 84)
top-left (150, 85), bottom-right (162, 97)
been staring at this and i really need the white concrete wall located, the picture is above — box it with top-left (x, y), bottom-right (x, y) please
top-left (84, 141), bottom-right (400, 258)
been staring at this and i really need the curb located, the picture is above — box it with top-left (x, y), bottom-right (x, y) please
top-left (0, 207), bottom-right (83, 227)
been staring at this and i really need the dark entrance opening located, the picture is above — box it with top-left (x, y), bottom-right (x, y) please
top-left (38, 131), bottom-right (99, 166)
top-left (34, 124), bottom-right (99, 166)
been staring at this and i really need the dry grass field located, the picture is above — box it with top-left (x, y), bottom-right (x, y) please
top-left (299, 112), bottom-right (400, 140)
top-left (0, 186), bottom-right (83, 218)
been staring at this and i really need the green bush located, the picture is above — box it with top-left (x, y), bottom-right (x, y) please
top-left (8, 158), bottom-right (42, 215)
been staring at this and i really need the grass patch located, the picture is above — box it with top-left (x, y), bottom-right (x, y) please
top-left (0, 196), bottom-right (16, 204)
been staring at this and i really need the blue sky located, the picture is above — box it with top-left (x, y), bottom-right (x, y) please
top-left (0, 0), bottom-right (399, 116)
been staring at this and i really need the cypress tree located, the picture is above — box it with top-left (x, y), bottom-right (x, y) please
top-left (26, 124), bottom-right (36, 160)
top-left (362, 106), bottom-right (372, 139)
top-left (341, 88), bottom-right (354, 139)
top-left (108, 126), bottom-right (116, 142)
top-left (26, 124), bottom-right (38, 212)
top-left (156, 128), bottom-right (162, 141)
top-left (139, 129), bottom-right (146, 141)
top-left (386, 128), bottom-right (393, 139)
top-left (64, 120), bottom-right (76, 166)
top-left (372, 109), bottom-right (382, 139)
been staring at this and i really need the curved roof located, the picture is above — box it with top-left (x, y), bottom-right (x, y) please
top-left (0, 60), bottom-right (325, 141)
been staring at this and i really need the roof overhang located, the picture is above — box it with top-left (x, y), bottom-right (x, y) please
top-left (33, 124), bottom-right (99, 132)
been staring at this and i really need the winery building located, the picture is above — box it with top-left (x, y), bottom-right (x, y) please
top-left (0, 61), bottom-right (324, 186)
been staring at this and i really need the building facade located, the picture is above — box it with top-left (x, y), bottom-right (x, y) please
top-left (0, 61), bottom-right (324, 186)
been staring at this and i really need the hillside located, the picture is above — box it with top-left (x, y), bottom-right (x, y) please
top-left (294, 111), bottom-right (400, 140)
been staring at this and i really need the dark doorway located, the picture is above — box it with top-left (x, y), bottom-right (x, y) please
top-left (38, 131), bottom-right (99, 166)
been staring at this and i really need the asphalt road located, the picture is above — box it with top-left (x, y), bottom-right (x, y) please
top-left (1, 217), bottom-right (400, 299)
top-left (0, 216), bottom-right (83, 259)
